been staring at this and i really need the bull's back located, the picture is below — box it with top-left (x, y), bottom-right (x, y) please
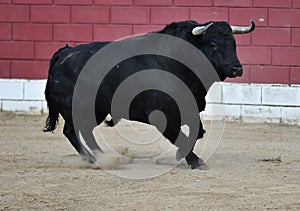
top-left (49, 42), bottom-right (110, 81)
top-left (45, 42), bottom-right (110, 117)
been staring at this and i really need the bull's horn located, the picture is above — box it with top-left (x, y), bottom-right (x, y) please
top-left (192, 22), bottom-right (213, 36)
top-left (231, 20), bottom-right (255, 34)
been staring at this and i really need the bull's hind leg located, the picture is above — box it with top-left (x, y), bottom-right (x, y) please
top-left (63, 122), bottom-right (96, 163)
top-left (77, 112), bottom-right (109, 158)
top-left (80, 128), bottom-right (103, 156)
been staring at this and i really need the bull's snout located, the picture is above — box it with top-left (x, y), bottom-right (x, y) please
top-left (231, 66), bottom-right (243, 77)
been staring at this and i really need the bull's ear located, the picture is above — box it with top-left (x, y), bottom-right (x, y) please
top-left (192, 22), bottom-right (213, 36)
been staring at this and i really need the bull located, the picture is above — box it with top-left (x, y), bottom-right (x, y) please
top-left (43, 20), bottom-right (255, 169)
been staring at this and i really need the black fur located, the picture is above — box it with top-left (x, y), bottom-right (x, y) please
top-left (44, 21), bottom-right (247, 168)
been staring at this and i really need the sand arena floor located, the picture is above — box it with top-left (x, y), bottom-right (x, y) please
top-left (0, 112), bottom-right (299, 210)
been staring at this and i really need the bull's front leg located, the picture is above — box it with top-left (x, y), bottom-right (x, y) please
top-left (162, 115), bottom-right (208, 169)
top-left (197, 119), bottom-right (206, 140)
top-left (174, 131), bottom-right (208, 169)
top-left (175, 117), bottom-right (208, 170)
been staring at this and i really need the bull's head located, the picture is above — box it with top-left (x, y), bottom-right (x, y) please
top-left (192, 20), bottom-right (255, 36)
top-left (191, 20), bottom-right (255, 81)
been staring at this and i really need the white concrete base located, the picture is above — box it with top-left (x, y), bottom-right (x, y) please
top-left (0, 79), bottom-right (47, 113)
top-left (202, 82), bottom-right (300, 125)
top-left (1, 79), bottom-right (300, 125)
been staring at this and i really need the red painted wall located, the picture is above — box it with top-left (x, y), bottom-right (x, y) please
top-left (0, 0), bottom-right (299, 84)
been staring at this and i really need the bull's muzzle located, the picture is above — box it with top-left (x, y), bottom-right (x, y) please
top-left (231, 66), bottom-right (243, 77)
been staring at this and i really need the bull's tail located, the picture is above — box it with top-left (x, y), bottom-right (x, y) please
top-left (43, 45), bottom-right (70, 132)
top-left (43, 102), bottom-right (59, 132)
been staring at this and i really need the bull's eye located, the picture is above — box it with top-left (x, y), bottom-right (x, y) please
top-left (210, 41), bottom-right (217, 50)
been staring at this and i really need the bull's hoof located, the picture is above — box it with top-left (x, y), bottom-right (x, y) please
top-left (190, 159), bottom-right (209, 170)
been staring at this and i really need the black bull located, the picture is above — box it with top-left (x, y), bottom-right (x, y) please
top-left (43, 20), bottom-right (255, 169)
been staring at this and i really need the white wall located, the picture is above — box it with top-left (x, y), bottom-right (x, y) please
top-left (1, 79), bottom-right (300, 125)
top-left (0, 79), bottom-right (47, 113)
top-left (203, 82), bottom-right (300, 125)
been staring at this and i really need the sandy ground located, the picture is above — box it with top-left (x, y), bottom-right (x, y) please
top-left (0, 111), bottom-right (299, 210)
